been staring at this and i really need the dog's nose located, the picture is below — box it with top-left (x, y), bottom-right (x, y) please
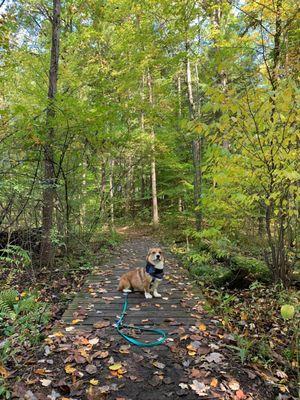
top-left (156, 254), bottom-right (160, 259)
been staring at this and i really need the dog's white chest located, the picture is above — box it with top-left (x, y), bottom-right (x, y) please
top-left (154, 260), bottom-right (164, 270)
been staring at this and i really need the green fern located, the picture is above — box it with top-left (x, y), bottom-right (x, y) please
top-left (17, 296), bottom-right (37, 313)
top-left (0, 289), bottom-right (19, 314)
top-left (0, 245), bottom-right (31, 267)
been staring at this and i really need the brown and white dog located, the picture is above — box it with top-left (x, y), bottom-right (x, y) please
top-left (118, 247), bottom-right (164, 299)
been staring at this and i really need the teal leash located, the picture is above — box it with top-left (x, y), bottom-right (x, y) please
top-left (114, 293), bottom-right (167, 347)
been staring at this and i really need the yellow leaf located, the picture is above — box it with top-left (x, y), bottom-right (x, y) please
top-left (241, 312), bottom-right (248, 321)
top-left (0, 364), bottom-right (10, 378)
top-left (188, 351), bottom-right (196, 356)
top-left (117, 367), bottom-right (127, 375)
top-left (186, 344), bottom-right (196, 351)
top-left (210, 378), bottom-right (218, 387)
top-left (89, 379), bottom-right (99, 386)
top-left (53, 331), bottom-right (64, 338)
top-left (109, 363), bottom-right (122, 371)
top-left (65, 364), bottom-right (76, 374)
top-left (198, 323), bottom-right (207, 331)
top-left (71, 319), bottom-right (82, 325)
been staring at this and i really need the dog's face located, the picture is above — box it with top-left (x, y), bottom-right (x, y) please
top-left (147, 247), bottom-right (164, 264)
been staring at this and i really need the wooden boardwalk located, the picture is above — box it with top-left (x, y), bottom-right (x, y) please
top-left (51, 237), bottom-right (274, 399)
top-left (61, 237), bottom-right (199, 343)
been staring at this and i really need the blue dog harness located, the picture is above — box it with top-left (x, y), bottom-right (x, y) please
top-left (146, 261), bottom-right (164, 281)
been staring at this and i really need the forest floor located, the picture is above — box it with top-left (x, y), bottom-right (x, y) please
top-left (4, 229), bottom-right (297, 400)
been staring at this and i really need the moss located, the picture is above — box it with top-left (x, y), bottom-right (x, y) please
top-left (230, 255), bottom-right (270, 282)
top-left (191, 264), bottom-right (234, 286)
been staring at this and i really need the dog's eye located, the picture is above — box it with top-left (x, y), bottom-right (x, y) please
top-left (152, 251), bottom-right (156, 254)
top-left (159, 251), bottom-right (162, 254)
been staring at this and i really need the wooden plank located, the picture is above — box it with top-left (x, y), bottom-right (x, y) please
top-left (77, 293), bottom-right (185, 300)
top-left (63, 316), bottom-right (194, 325)
top-left (69, 299), bottom-right (181, 310)
top-left (63, 309), bottom-right (191, 318)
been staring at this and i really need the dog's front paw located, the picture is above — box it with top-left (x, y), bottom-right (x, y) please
top-left (153, 291), bottom-right (161, 298)
top-left (145, 292), bottom-right (153, 299)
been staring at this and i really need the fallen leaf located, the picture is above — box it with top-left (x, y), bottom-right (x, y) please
top-left (191, 368), bottom-right (208, 379)
top-left (48, 389), bottom-right (61, 400)
top-left (153, 361), bottom-right (165, 369)
top-left (198, 323), bottom-right (207, 331)
top-left (205, 352), bottom-right (224, 363)
top-left (179, 383), bottom-right (189, 389)
top-left (119, 345), bottom-right (131, 354)
top-left (24, 390), bottom-right (38, 400)
top-left (65, 364), bottom-right (76, 374)
top-left (228, 379), bottom-right (240, 391)
top-left (85, 364), bottom-right (97, 375)
top-left (210, 378), bottom-right (218, 387)
top-left (190, 380), bottom-right (208, 396)
top-left (109, 363), bottom-right (122, 371)
top-left (0, 364), bottom-right (10, 378)
top-left (89, 338), bottom-right (99, 346)
top-left (71, 319), bottom-right (82, 325)
top-left (34, 368), bottom-right (47, 376)
top-left (93, 320), bottom-right (110, 329)
top-left (40, 378), bottom-right (52, 387)
top-left (276, 370), bottom-right (288, 379)
top-left (93, 350), bottom-right (109, 359)
top-left (89, 379), bottom-right (99, 386)
top-left (235, 389), bottom-right (246, 400)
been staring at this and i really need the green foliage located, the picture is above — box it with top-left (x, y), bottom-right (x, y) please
top-left (0, 246), bottom-right (32, 290)
top-left (281, 304), bottom-right (295, 320)
top-left (0, 290), bottom-right (50, 363)
top-left (227, 335), bottom-right (253, 365)
top-left (230, 255), bottom-right (270, 282)
top-left (176, 236), bottom-right (270, 287)
top-left (0, 245), bottom-right (31, 268)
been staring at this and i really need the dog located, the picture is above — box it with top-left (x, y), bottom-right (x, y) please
top-left (118, 247), bottom-right (164, 299)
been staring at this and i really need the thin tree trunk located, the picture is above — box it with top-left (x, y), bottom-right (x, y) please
top-left (125, 156), bottom-right (133, 214)
top-left (186, 50), bottom-right (202, 230)
top-left (99, 160), bottom-right (106, 217)
top-left (40, 0), bottom-right (61, 266)
top-left (80, 159), bottom-right (87, 229)
top-left (109, 159), bottom-right (115, 227)
top-left (177, 75), bottom-right (182, 118)
top-left (147, 71), bottom-right (159, 227)
top-left (193, 138), bottom-right (202, 230)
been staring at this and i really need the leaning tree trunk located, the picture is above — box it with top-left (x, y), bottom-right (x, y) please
top-left (147, 71), bottom-right (159, 228)
top-left (40, 0), bottom-right (61, 266)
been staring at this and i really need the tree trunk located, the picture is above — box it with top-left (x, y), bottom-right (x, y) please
top-left (193, 138), bottom-right (202, 230)
top-left (80, 159), bottom-right (87, 229)
top-left (40, 0), bottom-right (61, 267)
top-left (109, 159), bottom-right (115, 227)
top-left (147, 71), bottom-right (159, 227)
top-left (186, 50), bottom-right (202, 230)
top-left (99, 160), bottom-right (106, 218)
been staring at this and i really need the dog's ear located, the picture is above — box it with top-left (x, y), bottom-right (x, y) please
top-left (146, 248), bottom-right (151, 260)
